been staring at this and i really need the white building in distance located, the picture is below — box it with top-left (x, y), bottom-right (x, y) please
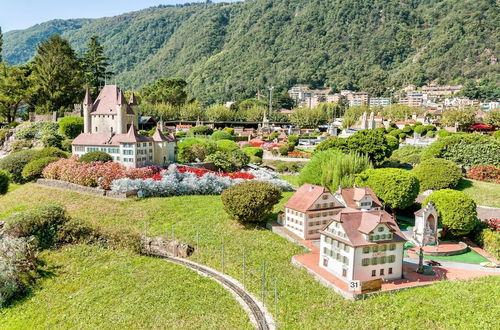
top-left (72, 85), bottom-right (176, 168)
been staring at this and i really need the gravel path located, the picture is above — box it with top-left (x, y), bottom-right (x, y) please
top-left (404, 258), bottom-right (500, 272)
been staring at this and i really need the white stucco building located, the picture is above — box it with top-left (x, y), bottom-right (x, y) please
top-left (72, 85), bottom-right (176, 168)
top-left (319, 209), bottom-right (406, 283)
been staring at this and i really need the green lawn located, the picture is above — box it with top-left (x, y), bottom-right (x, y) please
top-left (456, 178), bottom-right (500, 208)
top-left (0, 245), bottom-right (252, 329)
top-left (279, 174), bottom-right (301, 188)
top-left (1, 184), bottom-right (500, 329)
top-left (404, 243), bottom-right (490, 264)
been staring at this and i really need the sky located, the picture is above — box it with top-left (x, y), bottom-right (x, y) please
top-left (0, 0), bottom-right (235, 32)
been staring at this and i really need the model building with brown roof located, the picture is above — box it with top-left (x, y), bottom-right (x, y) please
top-left (283, 184), bottom-right (344, 240)
top-left (334, 186), bottom-right (383, 211)
top-left (319, 207), bottom-right (406, 283)
top-left (72, 85), bottom-right (176, 168)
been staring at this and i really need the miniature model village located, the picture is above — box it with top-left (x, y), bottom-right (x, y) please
top-left (274, 184), bottom-right (498, 298)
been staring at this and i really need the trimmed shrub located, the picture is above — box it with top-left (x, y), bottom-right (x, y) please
top-left (355, 168), bottom-right (419, 211)
top-left (467, 165), bottom-right (500, 183)
top-left (386, 135), bottom-right (399, 153)
top-left (426, 130), bottom-right (436, 138)
top-left (0, 149), bottom-right (38, 183)
top-left (15, 122), bottom-right (59, 140)
top-left (61, 139), bottom-right (74, 152)
top-left (216, 139), bottom-right (239, 152)
top-left (242, 147), bottom-right (264, 158)
top-left (178, 138), bottom-right (217, 162)
top-left (437, 130), bottom-right (452, 138)
top-left (22, 157), bottom-right (60, 181)
top-left (224, 127), bottom-right (235, 135)
top-left (288, 135), bottom-right (299, 146)
top-left (278, 143), bottom-right (294, 156)
top-left (211, 130), bottom-right (234, 141)
top-left (299, 149), bottom-right (372, 191)
top-left (422, 133), bottom-right (500, 167)
top-left (11, 139), bottom-right (33, 151)
top-left (481, 229), bottom-right (500, 260)
top-left (5, 204), bottom-right (69, 250)
top-left (249, 156), bottom-right (262, 164)
top-left (79, 151), bottom-right (113, 162)
top-left (206, 150), bottom-right (250, 172)
top-left (423, 189), bottom-right (477, 236)
top-left (58, 116), bottom-right (84, 139)
top-left (190, 125), bottom-right (214, 136)
top-left (0, 169), bottom-right (9, 194)
top-left (41, 133), bottom-right (63, 148)
top-left (221, 181), bottom-right (282, 224)
top-left (32, 147), bottom-right (68, 161)
top-left (412, 158), bottom-right (463, 191)
top-left (389, 146), bottom-right (423, 166)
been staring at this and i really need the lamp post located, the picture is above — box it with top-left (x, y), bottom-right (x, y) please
top-left (268, 86), bottom-right (274, 118)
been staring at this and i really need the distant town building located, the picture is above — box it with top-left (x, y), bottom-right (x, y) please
top-left (444, 97), bottom-right (479, 108)
top-left (72, 85), bottom-right (176, 168)
top-left (369, 97), bottom-right (391, 108)
top-left (481, 101), bottom-right (500, 111)
top-left (288, 86), bottom-right (332, 108)
top-left (422, 83), bottom-right (462, 96)
top-left (399, 91), bottom-right (424, 107)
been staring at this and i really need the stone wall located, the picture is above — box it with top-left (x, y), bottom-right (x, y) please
top-left (36, 179), bottom-right (136, 199)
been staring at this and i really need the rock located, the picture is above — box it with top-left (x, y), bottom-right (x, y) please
top-left (141, 236), bottom-right (194, 258)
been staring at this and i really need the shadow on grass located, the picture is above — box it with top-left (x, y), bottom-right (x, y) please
top-left (456, 178), bottom-right (473, 190)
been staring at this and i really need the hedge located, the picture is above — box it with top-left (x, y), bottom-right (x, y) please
top-left (32, 147), bottom-right (68, 161)
top-left (412, 158), bottom-right (463, 191)
top-left (22, 157), bottom-right (61, 181)
top-left (58, 116), bottom-right (84, 139)
top-left (211, 130), bottom-right (234, 141)
top-left (79, 151), bottom-right (113, 162)
top-left (0, 149), bottom-right (38, 183)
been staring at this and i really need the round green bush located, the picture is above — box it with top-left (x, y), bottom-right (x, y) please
top-left (389, 146), bottom-right (423, 165)
top-left (32, 147), bottom-right (68, 161)
top-left (426, 130), bottom-right (436, 138)
top-left (249, 156), bottom-right (262, 164)
top-left (242, 147), bottom-right (264, 158)
top-left (41, 134), bottom-right (63, 148)
top-left (221, 181), bottom-right (282, 224)
top-left (412, 158), bottom-right (462, 191)
top-left (437, 130), bottom-right (452, 138)
top-left (0, 169), bottom-right (9, 194)
top-left (216, 139), bottom-right (239, 152)
top-left (414, 125), bottom-right (426, 135)
top-left (278, 143), bottom-right (294, 156)
top-left (190, 126), bottom-right (214, 136)
top-left (494, 130), bottom-right (500, 139)
top-left (398, 133), bottom-right (407, 140)
top-left (0, 149), bottom-right (38, 183)
top-left (79, 151), bottom-right (113, 162)
top-left (22, 157), bottom-right (60, 181)
top-left (355, 168), bottom-right (419, 210)
top-left (423, 189), bottom-right (477, 236)
top-left (288, 135), bottom-right (299, 146)
top-left (58, 116), bottom-right (84, 139)
top-left (211, 130), bottom-right (234, 141)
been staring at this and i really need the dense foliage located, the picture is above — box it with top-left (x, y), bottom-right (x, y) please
top-left (316, 130), bottom-right (394, 165)
top-left (423, 189), bottom-right (477, 236)
top-left (79, 151), bottom-right (113, 162)
top-left (0, 149), bottom-right (38, 183)
top-left (389, 146), bottom-right (424, 166)
top-left (221, 181), bottom-right (282, 224)
top-left (22, 157), bottom-right (61, 181)
top-left (0, 169), bottom-right (9, 194)
top-left (58, 116), bottom-right (84, 139)
top-left (467, 166), bottom-right (500, 184)
top-left (412, 158), bottom-right (463, 191)
top-left (422, 134), bottom-right (500, 167)
top-left (3, 0), bottom-right (499, 103)
top-left (355, 168), bottom-right (419, 211)
top-left (299, 149), bottom-right (372, 191)
top-left (206, 150), bottom-right (250, 173)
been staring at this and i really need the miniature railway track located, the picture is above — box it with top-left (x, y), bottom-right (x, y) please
top-left (147, 253), bottom-right (271, 330)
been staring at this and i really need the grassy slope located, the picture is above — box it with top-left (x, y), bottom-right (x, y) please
top-left (1, 184), bottom-right (499, 328)
top-left (0, 245), bottom-right (252, 329)
top-left (456, 179), bottom-right (500, 208)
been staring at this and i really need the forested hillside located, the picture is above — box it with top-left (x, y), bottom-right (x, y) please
top-left (3, 0), bottom-right (499, 104)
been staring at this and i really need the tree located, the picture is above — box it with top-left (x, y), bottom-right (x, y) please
top-left (290, 106), bottom-right (327, 128)
top-left (484, 109), bottom-right (500, 128)
top-left (347, 130), bottom-right (392, 165)
top-left (221, 181), bottom-right (282, 224)
top-left (58, 116), bottom-right (84, 139)
top-left (179, 101), bottom-right (204, 120)
top-left (0, 26), bottom-right (3, 62)
top-left (355, 168), bottom-right (420, 213)
top-left (0, 63), bottom-right (31, 123)
top-left (141, 78), bottom-right (188, 107)
top-left (423, 189), bottom-right (477, 236)
top-left (381, 104), bottom-right (423, 121)
top-left (81, 35), bottom-right (112, 95)
top-left (29, 34), bottom-right (84, 114)
top-left (412, 158), bottom-right (462, 191)
top-left (298, 149), bottom-right (372, 191)
top-left (205, 104), bottom-right (234, 121)
top-left (441, 108), bottom-right (477, 131)
top-left (0, 169), bottom-right (9, 195)
top-left (273, 93), bottom-right (295, 110)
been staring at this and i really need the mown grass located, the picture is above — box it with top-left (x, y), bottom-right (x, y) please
top-left (279, 174), bottom-right (301, 188)
top-left (0, 245), bottom-right (252, 329)
top-left (1, 184), bottom-right (499, 329)
top-left (456, 178), bottom-right (500, 208)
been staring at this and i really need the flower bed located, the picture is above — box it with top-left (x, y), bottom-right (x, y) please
top-left (287, 150), bottom-right (312, 158)
top-left (467, 165), bottom-right (500, 184)
top-left (111, 165), bottom-right (293, 197)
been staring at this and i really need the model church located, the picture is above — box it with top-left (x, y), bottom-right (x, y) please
top-left (72, 85), bottom-right (176, 168)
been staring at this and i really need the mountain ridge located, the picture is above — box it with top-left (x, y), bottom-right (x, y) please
top-left (3, 0), bottom-right (499, 104)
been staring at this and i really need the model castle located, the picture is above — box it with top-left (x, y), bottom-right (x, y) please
top-left (72, 85), bottom-right (176, 168)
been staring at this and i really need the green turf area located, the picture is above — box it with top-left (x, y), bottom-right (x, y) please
top-left (279, 174), bottom-right (301, 188)
top-left (456, 178), bottom-right (500, 208)
top-left (404, 243), bottom-right (489, 264)
top-left (1, 184), bottom-right (500, 328)
top-left (0, 245), bottom-right (252, 329)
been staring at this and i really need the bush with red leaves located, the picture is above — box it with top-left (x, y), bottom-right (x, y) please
top-left (467, 165), bottom-right (500, 184)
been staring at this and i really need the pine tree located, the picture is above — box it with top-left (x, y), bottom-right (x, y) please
top-left (82, 35), bottom-right (112, 94)
top-left (0, 27), bottom-right (3, 62)
top-left (0, 63), bottom-right (30, 123)
top-left (29, 34), bottom-right (84, 114)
